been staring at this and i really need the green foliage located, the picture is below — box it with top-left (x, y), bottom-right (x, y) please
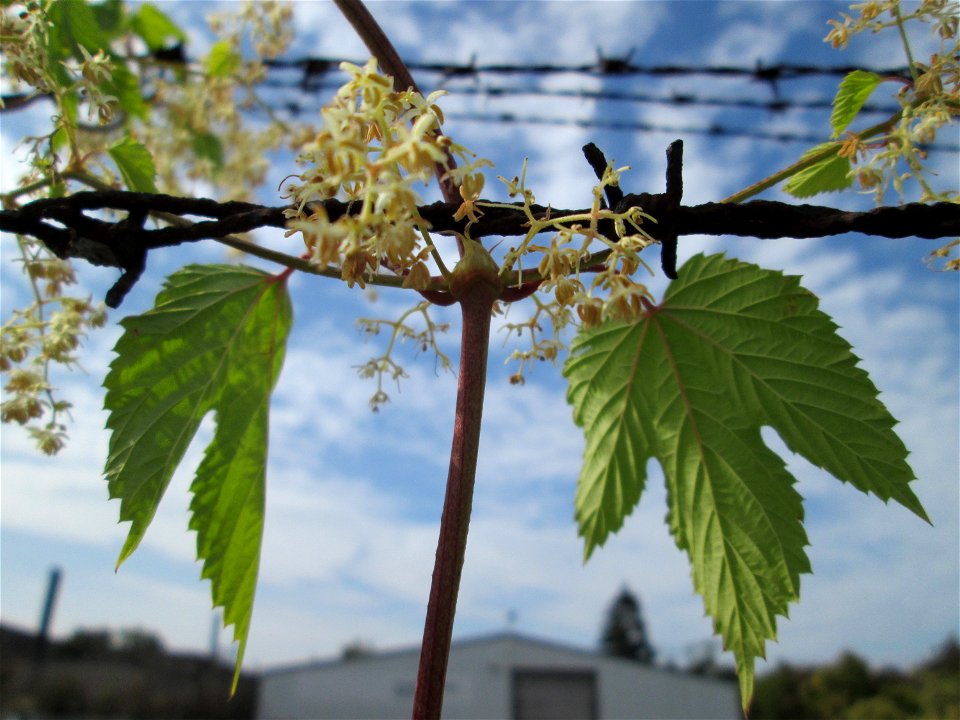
top-left (830, 70), bottom-right (882, 137)
top-left (45, 0), bottom-right (110, 64)
top-left (801, 652), bottom-right (877, 717)
top-left (563, 253), bottom-right (927, 708)
top-left (43, 0), bottom-right (157, 121)
top-left (106, 62), bottom-right (149, 120)
top-left (206, 40), bottom-right (243, 78)
top-left (103, 264), bottom-right (292, 689)
top-left (129, 4), bottom-right (187, 51)
top-left (783, 143), bottom-right (853, 198)
top-left (751, 639), bottom-right (960, 719)
top-left (108, 139), bottom-right (158, 193)
top-left (88, 0), bottom-right (125, 37)
top-left (192, 132), bottom-right (226, 172)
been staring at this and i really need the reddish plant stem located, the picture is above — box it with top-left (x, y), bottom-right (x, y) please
top-left (413, 289), bottom-right (495, 720)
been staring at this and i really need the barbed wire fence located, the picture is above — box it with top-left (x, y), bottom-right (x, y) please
top-left (5, 58), bottom-right (956, 148)
top-left (2, 139), bottom-right (957, 308)
top-left (2, 57), bottom-right (958, 306)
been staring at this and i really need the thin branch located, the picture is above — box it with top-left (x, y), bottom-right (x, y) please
top-left (722, 114), bottom-right (901, 204)
top-left (2, 165), bottom-right (956, 306)
top-left (413, 249), bottom-right (499, 720)
top-left (8, 191), bottom-right (955, 252)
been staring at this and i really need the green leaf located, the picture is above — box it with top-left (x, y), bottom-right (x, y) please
top-left (192, 131), bottom-right (225, 171)
top-left (129, 4), bottom-right (187, 52)
top-left (104, 62), bottom-right (147, 120)
top-left (831, 70), bottom-right (882, 138)
top-left (103, 264), bottom-right (293, 690)
top-left (563, 253), bottom-right (926, 710)
top-left (46, 0), bottom-right (110, 59)
top-left (108, 139), bottom-right (158, 193)
top-left (205, 41), bottom-right (242, 78)
top-left (90, 0), bottom-right (126, 39)
top-left (783, 143), bottom-right (852, 199)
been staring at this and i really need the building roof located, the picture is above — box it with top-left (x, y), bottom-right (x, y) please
top-left (260, 629), bottom-right (731, 687)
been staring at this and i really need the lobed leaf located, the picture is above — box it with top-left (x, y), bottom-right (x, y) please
top-left (563, 253), bottom-right (926, 709)
top-left (103, 264), bottom-right (292, 690)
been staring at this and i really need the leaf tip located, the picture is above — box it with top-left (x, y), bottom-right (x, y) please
top-left (737, 662), bottom-right (756, 717)
top-left (230, 657), bottom-right (242, 698)
top-left (581, 540), bottom-right (596, 565)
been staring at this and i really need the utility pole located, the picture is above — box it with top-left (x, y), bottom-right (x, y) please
top-left (36, 566), bottom-right (62, 662)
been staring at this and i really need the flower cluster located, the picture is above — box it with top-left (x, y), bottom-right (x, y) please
top-left (1, 1), bottom-right (54, 96)
top-left (2, 2), bottom-right (116, 176)
top-left (486, 160), bottom-right (657, 382)
top-left (499, 294), bottom-right (569, 386)
top-left (1, 237), bottom-right (107, 454)
top-left (282, 59), bottom-right (491, 289)
top-left (355, 301), bottom-right (452, 410)
top-left (824, 0), bottom-right (957, 50)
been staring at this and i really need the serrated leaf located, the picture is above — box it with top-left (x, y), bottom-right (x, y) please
top-left (831, 70), bottom-right (882, 138)
top-left (563, 253), bottom-right (926, 709)
top-left (103, 264), bottom-right (292, 690)
top-left (108, 139), bottom-right (157, 193)
top-left (130, 4), bottom-right (187, 52)
top-left (783, 142), bottom-right (852, 198)
top-left (206, 40), bottom-right (242, 79)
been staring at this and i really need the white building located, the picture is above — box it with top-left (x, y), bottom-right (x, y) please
top-left (256, 631), bottom-right (741, 719)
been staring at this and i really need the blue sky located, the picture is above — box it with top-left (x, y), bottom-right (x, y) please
top-left (1, 0), bottom-right (957, 678)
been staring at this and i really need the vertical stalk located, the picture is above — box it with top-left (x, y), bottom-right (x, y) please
top-left (413, 285), bottom-right (495, 720)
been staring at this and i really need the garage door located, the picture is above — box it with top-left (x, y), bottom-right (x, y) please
top-left (512, 669), bottom-right (597, 720)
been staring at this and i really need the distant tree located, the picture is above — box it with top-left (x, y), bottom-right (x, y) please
top-left (800, 652), bottom-right (877, 718)
top-left (751, 639), bottom-right (960, 720)
top-left (750, 662), bottom-right (811, 719)
top-left (600, 587), bottom-right (655, 664)
top-left (59, 628), bottom-right (113, 659)
top-left (915, 636), bottom-right (960, 720)
top-left (843, 694), bottom-right (911, 720)
top-left (118, 628), bottom-right (164, 661)
top-left (341, 639), bottom-right (376, 661)
top-left (921, 636), bottom-right (960, 676)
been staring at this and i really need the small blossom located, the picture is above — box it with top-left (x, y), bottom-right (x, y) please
top-left (402, 262), bottom-right (432, 290)
top-left (576, 299), bottom-right (603, 329)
